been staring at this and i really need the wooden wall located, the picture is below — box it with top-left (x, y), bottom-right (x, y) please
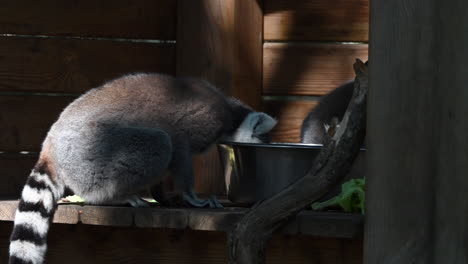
top-left (0, 0), bottom-right (369, 197)
top-left (262, 0), bottom-right (368, 143)
top-left (0, 1), bottom-right (368, 262)
top-left (365, 0), bottom-right (468, 262)
top-left (0, 0), bottom-right (177, 199)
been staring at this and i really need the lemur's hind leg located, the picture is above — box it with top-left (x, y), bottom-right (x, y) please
top-left (70, 126), bottom-right (172, 206)
top-left (155, 139), bottom-right (223, 208)
top-left (125, 195), bottom-right (151, 208)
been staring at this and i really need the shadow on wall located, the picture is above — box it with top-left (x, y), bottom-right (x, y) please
top-left (262, 0), bottom-right (369, 143)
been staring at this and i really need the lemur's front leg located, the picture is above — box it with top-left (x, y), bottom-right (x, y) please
top-left (151, 140), bottom-right (222, 208)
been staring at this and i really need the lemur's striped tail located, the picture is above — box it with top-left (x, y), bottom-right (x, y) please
top-left (9, 164), bottom-right (64, 264)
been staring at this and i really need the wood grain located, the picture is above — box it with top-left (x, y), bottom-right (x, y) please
top-left (264, 0), bottom-right (369, 42)
top-left (0, 0), bottom-right (176, 39)
top-left (177, 0), bottom-right (264, 195)
top-left (263, 100), bottom-right (318, 143)
top-left (0, 37), bottom-right (175, 93)
top-left (0, 222), bottom-right (362, 264)
top-left (177, 0), bottom-right (263, 107)
top-left (0, 200), bottom-right (363, 238)
top-left (263, 43), bottom-right (367, 96)
top-left (0, 96), bottom-right (74, 151)
top-left (0, 154), bottom-right (37, 199)
top-left (135, 208), bottom-right (190, 229)
top-left (80, 206), bottom-right (134, 227)
top-left (365, 0), bottom-right (468, 262)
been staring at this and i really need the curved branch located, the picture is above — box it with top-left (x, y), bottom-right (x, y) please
top-left (228, 59), bottom-right (368, 264)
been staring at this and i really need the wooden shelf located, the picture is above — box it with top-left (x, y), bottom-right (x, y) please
top-left (0, 200), bottom-right (362, 238)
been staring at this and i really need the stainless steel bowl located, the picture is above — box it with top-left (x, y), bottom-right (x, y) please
top-left (217, 142), bottom-right (365, 204)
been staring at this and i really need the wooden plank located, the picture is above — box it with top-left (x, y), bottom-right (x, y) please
top-left (177, 0), bottom-right (263, 107)
top-left (0, 37), bottom-right (175, 93)
top-left (296, 212), bottom-right (363, 238)
top-left (135, 208), bottom-right (189, 229)
top-left (0, 200), bottom-right (81, 224)
top-left (51, 205), bottom-right (81, 224)
top-left (0, 0), bottom-right (176, 39)
top-left (365, 0), bottom-right (468, 262)
top-left (177, 0), bottom-right (263, 195)
top-left (263, 43), bottom-right (367, 96)
top-left (79, 206), bottom-right (134, 227)
top-left (0, 200), bottom-right (17, 221)
top-left (0, 222), bottom-right (362, 264)
top-left (0, 96), bottom-right (74, 152)
top-left (263, 100), bottom-right (318, 143)
top-left (1, 200), bottom-right (363, 238)
top-left (188, 209), bottom-right (244, 231)
top-left (0, 154), bottom-right (37, 198)
top-left (264, 0), bottom-right (369, 42)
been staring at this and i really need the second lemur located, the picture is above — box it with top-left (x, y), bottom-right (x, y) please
top-left (301, 81), bottom-right (354, 144)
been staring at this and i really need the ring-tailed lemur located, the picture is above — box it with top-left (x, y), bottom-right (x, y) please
top-left (301, 80), bottom-right (366, 203)
top-left (9, 73), bottom-right (277, 264)
top-left (301, 81), bottom-right (354, 144)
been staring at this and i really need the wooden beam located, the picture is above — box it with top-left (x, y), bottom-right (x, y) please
top-left (0, 0), bottom-right (176, 39)
top-left (262, 100), bottom-right (317, 142)
top-left (0, 200), bottom-right (363, 238)
top-left (177, 0), bottom-right (263, 195)
top-left (0, 222), bottom-right (363, 264)
top-left (365, 0), bottom-right (468, 262)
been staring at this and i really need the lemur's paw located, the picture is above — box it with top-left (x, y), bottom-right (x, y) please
top-left (150, 188), bottom-right (223, 208)
top-left (183, 193), bottom-right (223, 208)
top-left (206, 196), bottom-right (223, 208)
top-left (125, 195), bottom-right (150, 208)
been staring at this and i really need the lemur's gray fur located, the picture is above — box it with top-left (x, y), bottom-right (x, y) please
top-left (301, 81), bottom-right (354, 144)
top-left (9, 73), bottom-right (277, 264)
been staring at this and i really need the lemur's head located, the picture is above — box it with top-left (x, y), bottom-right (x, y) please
top-left (227, 112), bottom-right (277, 143)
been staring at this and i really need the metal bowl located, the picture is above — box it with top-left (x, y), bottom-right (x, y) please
top-left (217, 142), bottom-right (365, 204)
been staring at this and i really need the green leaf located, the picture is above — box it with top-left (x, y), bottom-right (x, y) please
top-left (64, 195), bottom-right (86, 203)
top-left (142, 198), bottom-right (158, 204)
top-left (311, 178), bottom-right (365, 214)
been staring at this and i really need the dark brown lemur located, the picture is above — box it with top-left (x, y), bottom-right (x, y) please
top-left (301, 80), bottom-right (355, 144)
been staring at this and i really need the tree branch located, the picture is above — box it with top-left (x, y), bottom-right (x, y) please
top-left (228, 59), bottom-right (368, 264)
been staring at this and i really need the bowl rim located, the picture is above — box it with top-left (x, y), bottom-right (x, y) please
top-left (218, 141), bottom-right (324, 149)
top-left (219, 141), bottom-right (367, 151)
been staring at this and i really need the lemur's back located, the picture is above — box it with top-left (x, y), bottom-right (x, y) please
top-left (42, 73), bottom-right (237, 202)
top-left (301, 81), bottom-right (354, 143)
top-left (49, 73), bottom-right (230, 142)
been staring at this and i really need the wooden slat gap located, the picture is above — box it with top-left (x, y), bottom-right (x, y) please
top-left (264, 40), bottom-right (369, 45)
top-left (0, 33), bottom-right (176, 43)
top-left (0, 91), bottom-right (80, 97)
top-left (262, 95), bottom-right (321, 101)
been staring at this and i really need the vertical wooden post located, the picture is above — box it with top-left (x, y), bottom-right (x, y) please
top-left (366, 0), bottom-right (468, 262)
top-left (177, 0), bottom-right (263, 195)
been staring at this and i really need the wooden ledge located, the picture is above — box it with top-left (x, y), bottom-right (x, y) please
top-left (0, 200), bottom-right (362, 238)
